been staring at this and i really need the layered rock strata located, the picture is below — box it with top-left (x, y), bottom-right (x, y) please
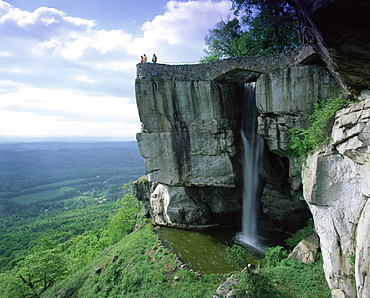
top-left (133, 60), bottom-right (339, 229)
top-left (303, 92), bottom-right (370, 297)
top-left (134, 78), bottom-right (244, 226)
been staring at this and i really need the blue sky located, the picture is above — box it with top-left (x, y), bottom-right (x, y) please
top-left (0, 0), bottom-right (232, 140)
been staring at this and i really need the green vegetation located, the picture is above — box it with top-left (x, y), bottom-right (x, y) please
top-left (348, 253), bottom-right (357, 294)
top-left (41, 224), bottom-right (225, 298)
top-left (234, 256), bottom-right (330, 298)
top-left (225, 220), bottom-right (330, 297)
top-left (225, 244), bottom-right (250, 270)
top-left (0, 142), bottom-right (144, 281)
top-left (287, 93), bottom-right (350, 158)
top-left (201, 0), bottom-right (300, 62)
top-left (0, 143), bottom-right (143, 200)
top-left (0, 190), bottom-right (144, 297)
top-left (0, 142), bottom-right (331, 297)
top-left (226, 244), bottom-right (330, 297)
top-left (285, 219), bottom-right (314, 248)
top-left (0, 190), bottom-right (226, 297)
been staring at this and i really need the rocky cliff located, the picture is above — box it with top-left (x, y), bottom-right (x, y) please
top-left (303, 93), bottom-right (370, 298)
top-left (288, 0), bottom-right (370, 95)
top-left (133, 51), bottom-right (338, 231)
top-left (133, 3), bottom-right (370, 296)
top-left (284, 2), bottom-right (370, 297)
top-left (134, 77), bottom-right (243, 226)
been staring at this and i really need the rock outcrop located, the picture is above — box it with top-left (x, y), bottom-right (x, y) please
top-left (133, 53), bottom-right (339, 230)
top-left (288, 233), bottom-right (319, 264)
top-left (288, 0), bottom-right (370, 94)
top-left (132, 2), bottom-right (370, 296)
top-left (256, 65), bottom-right (339, 227)
top-left (133, 28), bottom-right (370, 298)
top-left (134, 77), bottom-right (244, 226)
top-left (280, 2), bottom-right (370, 296)
top-left (303, 93), bottom-right (370, 297)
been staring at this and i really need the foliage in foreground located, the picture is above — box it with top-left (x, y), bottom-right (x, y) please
top-left (225, 235), bottom-right (330, 297)
top-left (234, 256), bottom-right (330, 298)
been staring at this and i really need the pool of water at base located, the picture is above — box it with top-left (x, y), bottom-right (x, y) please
top-left (156, 226), bottom-right (288, 274)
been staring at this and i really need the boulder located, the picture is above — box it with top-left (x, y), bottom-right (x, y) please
top-left (331, 289), bottom-right (346, 298)
top-left (288, 233), bottom-right (319, 263)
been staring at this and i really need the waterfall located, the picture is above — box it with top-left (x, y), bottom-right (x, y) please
top-left (237, 82), bottom-right (264, 250)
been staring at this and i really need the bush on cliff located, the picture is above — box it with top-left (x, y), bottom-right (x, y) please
top-left (287, 93), bottom-right (349, 158)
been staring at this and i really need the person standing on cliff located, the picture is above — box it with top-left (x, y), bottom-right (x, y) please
top-left (152, 54), bottom-right (157, 63)
top-left (140, 56), bottom-right (144, 63)
top-left (143, 54), bottom-right (147, 63)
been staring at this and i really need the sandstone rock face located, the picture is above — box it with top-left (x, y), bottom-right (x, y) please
top-left (257, 65), bottom-right (338, 156)
top-left (135, 77), bottom-right (243, 226)
top-left (302, 93), bottom-right (370, 297)
top-left (134, 62), bottom-right (341, 229)
top-left (136, 78), bottom-right (241, 188)
top-left (256, 65), bottom-right (338, 228)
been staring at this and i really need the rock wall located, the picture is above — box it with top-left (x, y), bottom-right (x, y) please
top-left (303, 92), bottom-right (370, 297)
top-left (134, 77), bottom-right (244, 226)
top-left (133, 2), bottom-right (370, 296)
top-left (288, 0), bottom-right (370, 94)
top-left (133, 62), bottom-right (338, 230)
top-left (134, 51), bottom-right (370, 296)
top-left (256, 65), bottom-right (338, 227)
top-left (282, 2), bottom-right (370, 296)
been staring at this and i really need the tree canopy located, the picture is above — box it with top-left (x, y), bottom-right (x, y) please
top-left (201, 0), bottom-right (302, 62)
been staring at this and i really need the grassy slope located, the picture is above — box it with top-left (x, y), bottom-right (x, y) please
top-left (42, 224), bottom-right (226, 298)
top-left (42, 223), bottom-right (331, 298)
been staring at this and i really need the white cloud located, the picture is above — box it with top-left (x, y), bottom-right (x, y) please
top-left (0, 87), bottom-right (140, 137)
top-left (129, 0), bottom-right (232, 62)
top-left (0, 0), bottom-right (232, 139)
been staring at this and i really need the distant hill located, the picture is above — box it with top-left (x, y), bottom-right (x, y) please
top-left (0, 141), bottom-right (144, 200)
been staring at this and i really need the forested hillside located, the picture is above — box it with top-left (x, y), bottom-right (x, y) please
top-left (0, 141), bottom-right (143, 200)
top-left (0, 141), bottom-right (145, 284)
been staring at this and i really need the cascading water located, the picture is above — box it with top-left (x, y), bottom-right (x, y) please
top-left (236, 82), bottom-right (264, 251)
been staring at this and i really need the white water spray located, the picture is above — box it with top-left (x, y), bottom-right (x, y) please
top-left (236, 82), bottom-right (264, 251)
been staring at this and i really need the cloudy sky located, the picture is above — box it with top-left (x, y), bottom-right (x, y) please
top-left (0, 0), bottom-right (232, 141)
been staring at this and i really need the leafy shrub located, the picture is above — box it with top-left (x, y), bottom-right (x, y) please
top-left (287, 93), bottom-right (349, 157)
top-left (234, 249), bottom-right (330, 298)
top-left (268, 256), bottom-right (331, 297)
top-left (264, 246), bottom-right (288, 267)
top-left (225, 244), bottom-right (248, 269)
top-left (348, 253), bottom-right (357, 294)
top-left (235, 271), bottom-right (279, 298)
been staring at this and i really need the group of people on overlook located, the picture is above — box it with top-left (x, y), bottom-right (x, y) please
top-left (140, 54), bottom-right (157, 63)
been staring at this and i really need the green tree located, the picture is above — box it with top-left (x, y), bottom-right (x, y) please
top-left (201, 17), bottom-right (243, 61)
top-left (59, 187), bottom-right (77, 198)
top-left (2, 246), bottom-right (68, 297)
top-left (106, 194), bottom-right (143, 245)
top-left (202, 0), bottom-right (301, 61)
